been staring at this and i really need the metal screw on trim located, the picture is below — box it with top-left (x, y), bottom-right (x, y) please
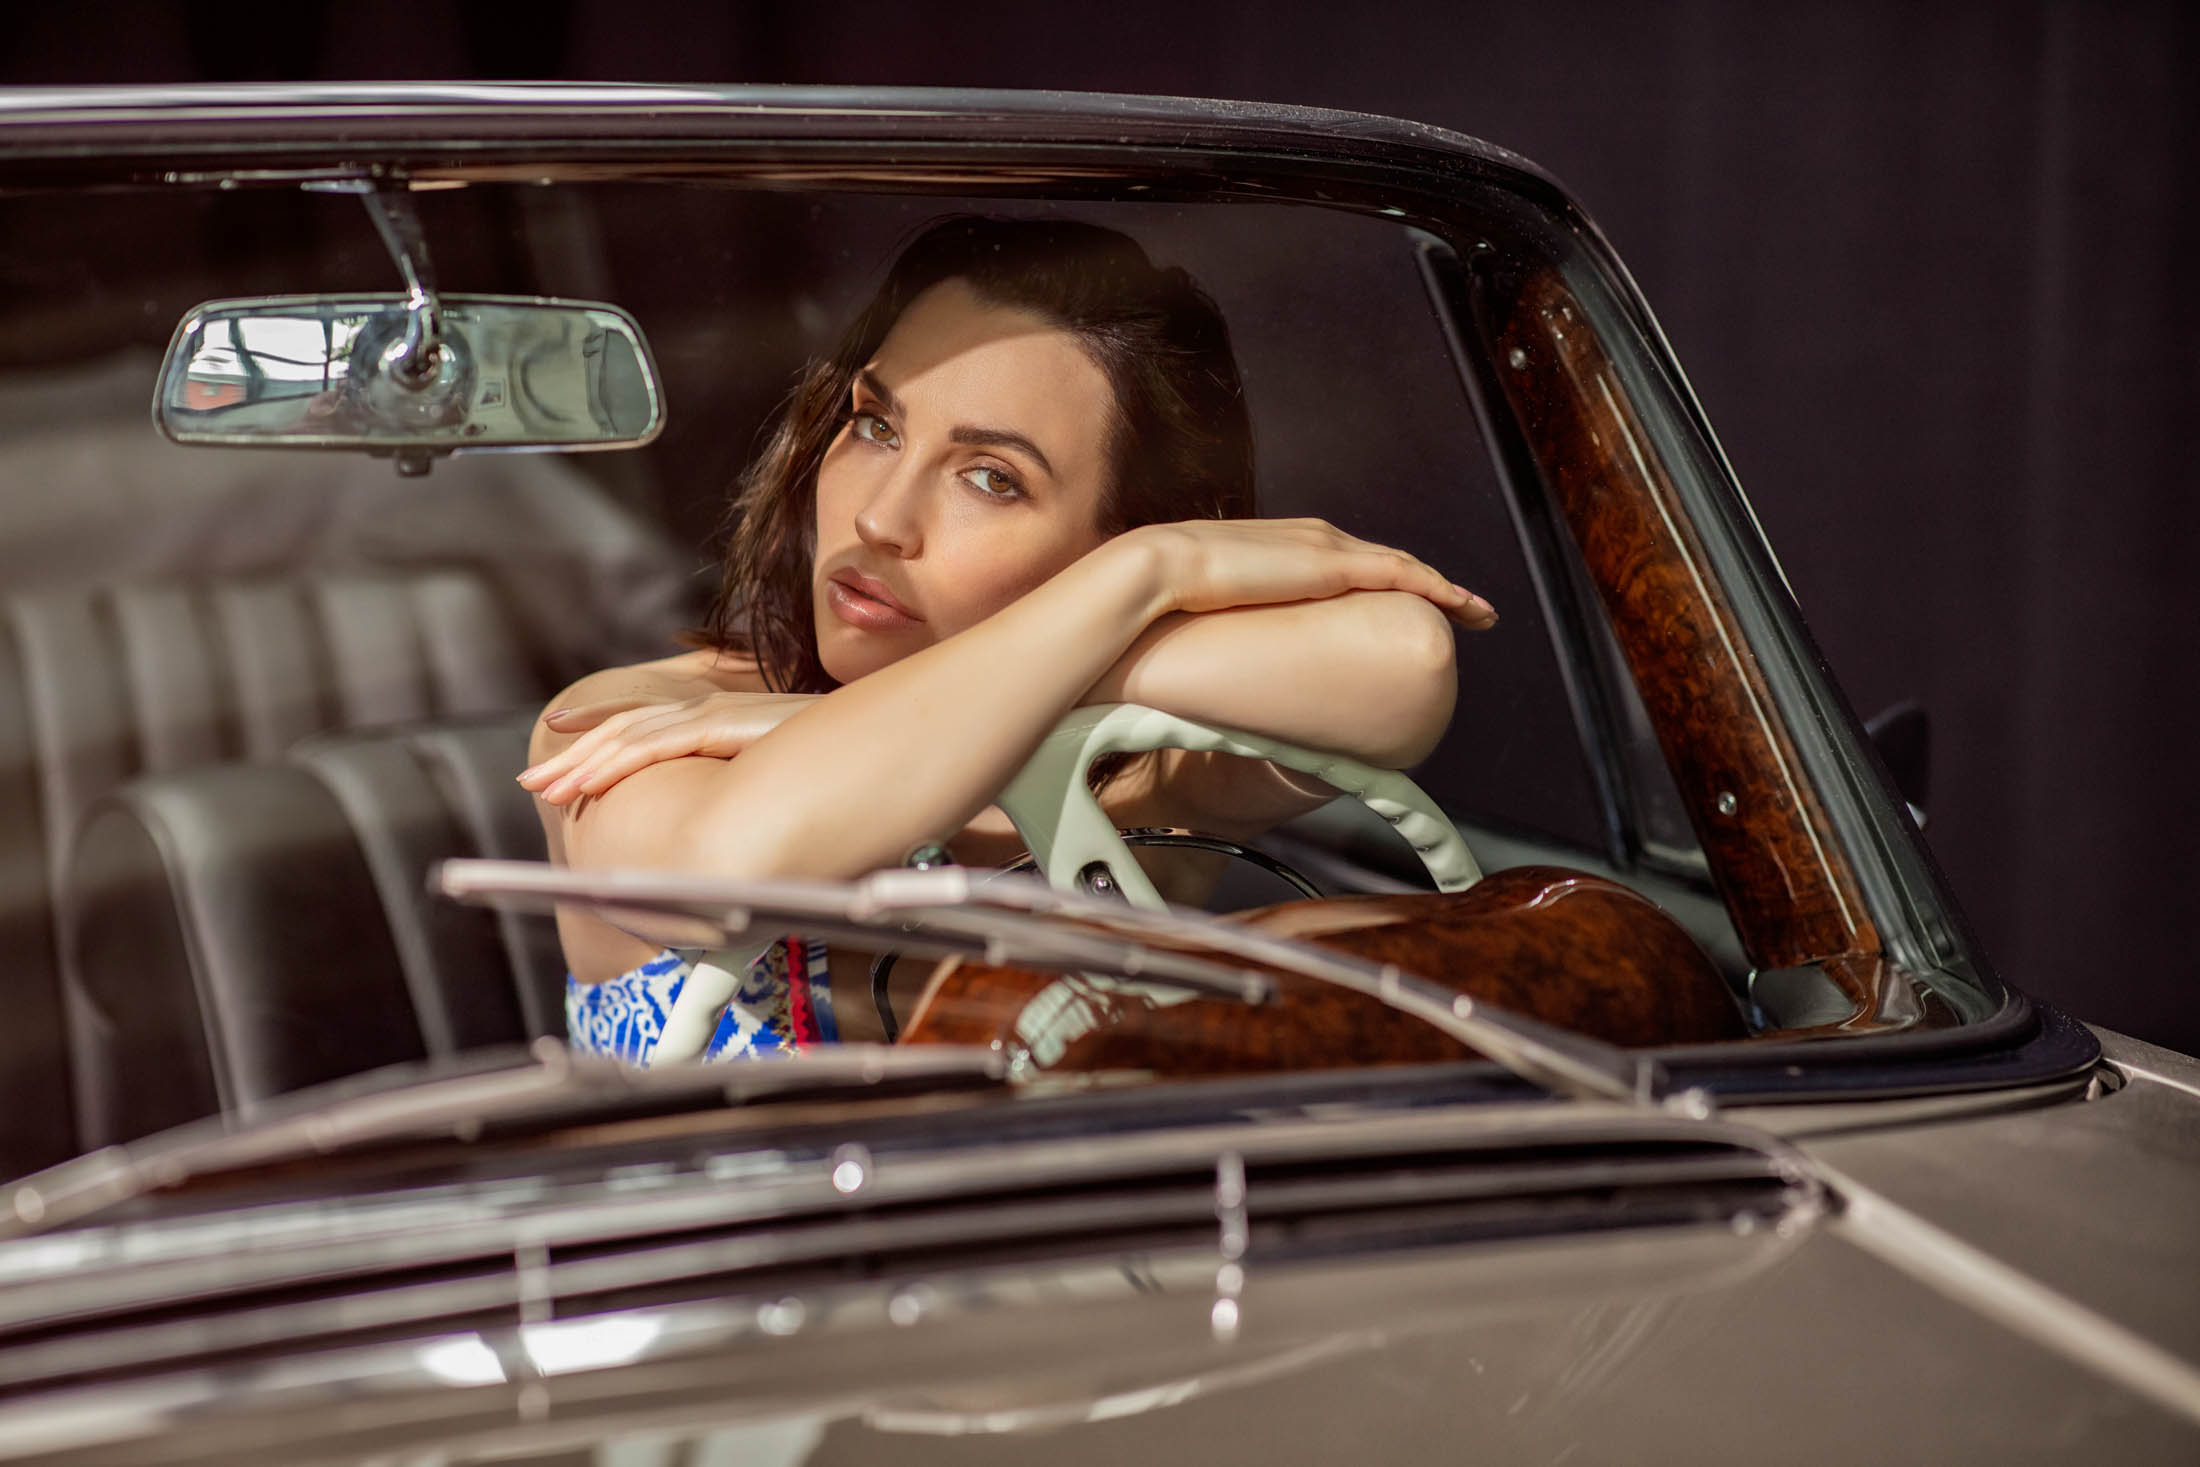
top-left (758, 1297), bottom-right (807, 1336)
top-left (1077, 862), bottom-right (1123, 900)
top-left (888, 1284), bottom-right (936, 1327)
top-left (830, 1144), bottom-right (873, 1196)
top-left (1665, 1087), bottom-right (1716, 1120)
top-left (1716, 791), bottom-right (1738, 817)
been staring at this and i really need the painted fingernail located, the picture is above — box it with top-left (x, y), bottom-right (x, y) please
top-left (543, 708), bottom-right (576, 724)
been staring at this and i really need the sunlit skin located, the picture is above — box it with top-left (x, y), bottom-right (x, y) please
top-left (810, 279), bottom-right (1117, 684)
top-left (523, 276), bottom-right (1496, 1011)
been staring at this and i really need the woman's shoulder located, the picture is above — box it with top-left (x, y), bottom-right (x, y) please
top-left (550, 648), bottom-right (766, 704)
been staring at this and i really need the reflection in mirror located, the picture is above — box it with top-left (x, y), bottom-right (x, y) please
top-left (154, 294), bottom-right (663, 470)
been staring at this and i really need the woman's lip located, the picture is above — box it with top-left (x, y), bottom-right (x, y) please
top-left (831, 568), bottom-right (920, 618)
top-left (826, 571), bottom-right (922, 631)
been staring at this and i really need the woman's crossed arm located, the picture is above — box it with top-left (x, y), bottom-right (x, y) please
top-left (525, 520), bottom-right (1491, 886)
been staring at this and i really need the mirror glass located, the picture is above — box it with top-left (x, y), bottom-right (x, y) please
top-left (154, 294), bottom-right (663, 455)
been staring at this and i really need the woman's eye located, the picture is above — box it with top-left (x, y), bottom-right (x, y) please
top-left (963, 466), bottom-right (1024, 500)
top-left (851, 411), bottom-right (897, 446)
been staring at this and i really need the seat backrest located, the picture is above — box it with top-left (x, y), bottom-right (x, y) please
top-left (60, 713), bottom-right (560, 1151)
top-left (0, 571), bottom-right (542, 1177)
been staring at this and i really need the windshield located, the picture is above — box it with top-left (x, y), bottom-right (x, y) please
top-left (0, 169), bottom-right (1999, 1183)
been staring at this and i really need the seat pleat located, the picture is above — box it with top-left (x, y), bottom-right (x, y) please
top-left (64, 802), bottom-right (228, 1145)
top-left (314, 578), bottom-right (433, 729)
top-left (288, 734), bottom-right (528, 1054)
top-left (410, 573), bottom-right (540, 717)
top-left (115, 585), bottom-right (232, 773)
top-left (212, 581), bottom-right (332, 760)
top-left (68, 768), bottom-right (427, 1144)
top-left (408, 717), bottom-right (564, 1038)
top-left (7, 591), bottom-right (138, 895)
top-left (0, 618), bottom-right (75, 1178)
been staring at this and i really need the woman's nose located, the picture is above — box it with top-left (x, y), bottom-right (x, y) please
top-left (853, 464), bottom-right (926, 557)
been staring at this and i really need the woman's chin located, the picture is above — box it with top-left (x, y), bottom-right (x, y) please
top-left (817, 624), bottom-right (914, 684)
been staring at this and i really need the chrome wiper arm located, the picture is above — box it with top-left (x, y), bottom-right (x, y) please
top-left (436, 861), bottom-right (1684, 1111)
top-left (5, 1039), bottom-right (1008, 1240)
top-left (435, 860), bottom-right (1276, 1008)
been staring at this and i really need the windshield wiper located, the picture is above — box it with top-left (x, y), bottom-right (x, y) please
top-left (4, 1040), bottom-right (1012, 1240)
top-left (435, 860), bottom-right (1691, 1114)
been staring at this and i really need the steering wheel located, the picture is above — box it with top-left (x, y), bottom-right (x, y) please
top-left (654, 704), bottom-right (1480, 1062)
top-left (995, 703), bottom-right (1481, 909)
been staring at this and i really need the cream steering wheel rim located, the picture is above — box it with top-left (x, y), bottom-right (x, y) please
top-left (995, 703), bottom-right (1481, 910)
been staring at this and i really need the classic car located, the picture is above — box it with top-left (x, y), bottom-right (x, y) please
top-left (0, 83), bottom-right (2193, 1464)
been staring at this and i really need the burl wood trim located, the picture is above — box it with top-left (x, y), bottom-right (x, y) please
top-left (1487, 268), bottom-right (1880, 1004)
top-left (898, 867), bottom-right (1745, 1074)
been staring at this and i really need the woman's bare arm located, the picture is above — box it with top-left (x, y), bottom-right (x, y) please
top-left (1091, 588), bottom-right (1461, 763)
top-left (537, 520), bottom-right (1484, 888)
top-left (1086, 588), bottom-right (1463, 837)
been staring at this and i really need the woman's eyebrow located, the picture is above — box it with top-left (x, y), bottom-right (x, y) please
top-left (854, 368), bottom-right (906, 419)
top-left (950, 426), bottom-right (1055, 479)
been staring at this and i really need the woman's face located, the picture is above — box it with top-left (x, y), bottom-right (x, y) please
top-left (811, 278), bottom-right (1117, 684)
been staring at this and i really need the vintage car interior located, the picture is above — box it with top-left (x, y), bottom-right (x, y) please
top-left (0, 106), bottom-right (2004, 1183)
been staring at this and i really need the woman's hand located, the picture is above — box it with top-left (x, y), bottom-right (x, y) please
top-left (1120, 517), bottom-right (1498, 629)
top-left (520, 690), bottom-right (820, 806)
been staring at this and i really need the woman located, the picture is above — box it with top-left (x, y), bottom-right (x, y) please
top-left (521, 217), bottom-right (1496, 1062)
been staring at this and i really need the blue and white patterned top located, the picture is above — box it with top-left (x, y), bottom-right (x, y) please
top-left (566, 936), bottom-right (837, 1065)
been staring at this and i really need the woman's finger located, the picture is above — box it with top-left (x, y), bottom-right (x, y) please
top-left (540, 718), bottom-right (661, 800)
top-left (1343, 545), bottom-right (1497, 627)
top-left (1449, 586), bottom-right (1499, 628)
top-left (521, 706), bottom-right (651, 791)
top-left (539, 704), bottom-right (789, 803)
top-left (553, 731), bottom-right (711, 803)
top-left (574, 718), bottom-right (730, 792)
top-left (1194, 518), bottom-right (1499, 627)
top-left (542, 697), bottom-right (657, 732)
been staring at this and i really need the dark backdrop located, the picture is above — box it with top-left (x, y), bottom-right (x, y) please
top-left (7, 0), bottom-right (2194, 1053)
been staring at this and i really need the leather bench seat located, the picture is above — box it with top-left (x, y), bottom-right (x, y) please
top-left (1, 573), bottom-right (547, 1176)
top-left (62, 713), bottom-right (562, 1149)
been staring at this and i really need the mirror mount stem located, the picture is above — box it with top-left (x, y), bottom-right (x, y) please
top-left (334, 179), bottom-right (443, 388)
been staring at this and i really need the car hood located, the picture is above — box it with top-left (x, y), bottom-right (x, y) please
top-left (0, 1029), bottom-right (2193, 1463)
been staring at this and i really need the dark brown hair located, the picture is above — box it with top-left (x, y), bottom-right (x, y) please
top-left (702, 216), bottom-right (1256, 691)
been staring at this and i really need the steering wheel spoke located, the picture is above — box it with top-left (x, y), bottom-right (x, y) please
top-left (998, 704), bottom-right (1480, 910)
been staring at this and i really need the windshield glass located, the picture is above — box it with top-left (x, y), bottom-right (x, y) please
top-left (0, 172), bottom-right (1992, 1181)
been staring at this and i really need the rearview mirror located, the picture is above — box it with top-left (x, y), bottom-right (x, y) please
top-left (154, 294), bottom-right (663, 473)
